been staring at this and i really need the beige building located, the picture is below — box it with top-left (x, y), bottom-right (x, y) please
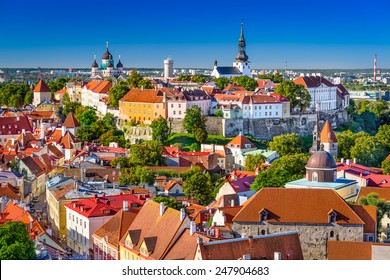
top-left (232, 188), bottom-right (365, 260)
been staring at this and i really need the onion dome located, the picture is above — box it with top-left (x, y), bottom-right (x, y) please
top-left (102, 42), bottom-right (112, 59)
top-left (106, 61), bottom-right (113, 68)
top-left (92, 55), bottom-right (98, 68)
top-left (117, 60), bottom-right (123, 68)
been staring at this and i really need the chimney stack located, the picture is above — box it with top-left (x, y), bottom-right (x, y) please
top-left (346, 159), bottom-right (351, 166)
top-left (190, 221), bottom-right (196, 235)
top-left (274, 252), bottom-right (282, 260)
top-left (341, 158), bottom-right (344, 164)
top-left (180, 208), bottom-right (186, 221)
top-left (61, 126), bottom-right (66, 137)
top-left (123, 200), bottom-right (129, 212)
top-left (160, 202), bottom-right (165, 216)
top-left (353, 158), bottom-right (357, 164)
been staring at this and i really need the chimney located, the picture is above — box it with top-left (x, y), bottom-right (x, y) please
top-left (16, 116), bottom-right (20, 122)
top-left (353, 158), bottom-right (357, 164)
top-left (230, 199), bottom-right (235, 207)
top-left (215, 227), bottom-right (220, 238)
top-left (22, 129), bottom-right (25, 136)
top-left (346, 159), bottom-right (351, 166)
top-left (180, 208), bottom-right (186, 221)
top-left (274, 252), bottom-right (282, 260)
top-left (190, 221), bottom-right (196, 235)
top-left (61, 126), bottom-right (66, 137)
top-left (160, 202), bottom-right (165, 216)
top-left (341, 158), bottom-right (344, 163)
top-left (231, 169), bottom-right (237, 181)
top-left (11, 138), bottom-right (15, 145)
top-left (123, 200), bottom-right (129, 211)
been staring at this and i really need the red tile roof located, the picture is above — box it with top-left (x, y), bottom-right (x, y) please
top-left (320, 120), bottom-right (337, 143)
top-left (93, 208), bottom-right (139, 250)
top-left (198, 232), bottom-right (303, 260)
top-left (0, 183), bottom-right (20, 199)
top-left (33, 79), bottom-right (51, 92)
top-left (226, 170), bottom-right (256, 194)
top-left (357, 186), bottom-right (390, 202)
top-left (0, 116), bottom-right (33, 135)
top-left (63, 113), bottom-right (80, 128)
top-left (85, 80), bottom-right (112, 94)
top-left (163, 180), bottom-right (183, 191)
top-left (327, 240), bottom-right (372, 260)
top-left (21, 156), bottom-right (45, 176)
top-left (65, 194), bottom-right (146, 218)
top-left (294, 76), bottom-right (335, 88)
top-left (223, 84), bottom-right (246, 92)
top-left (233, 188), bottom-right (364, 225)
top-left (350, 205), bottom-right (376, 234)
top-left (120, 88), bottom-right (169, 103)
top-left (119, 200), bottom-right (188, 260)
top-left (226, 134), bottom-right (256, 149)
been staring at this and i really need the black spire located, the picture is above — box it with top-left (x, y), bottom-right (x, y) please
top-left (92, 55), bottom-right (98, 68)
top-left (235, 21), bottom-right (248, 62)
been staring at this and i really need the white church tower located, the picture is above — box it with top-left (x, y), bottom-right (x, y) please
top-left (233, 21), bottom-right (251, 77)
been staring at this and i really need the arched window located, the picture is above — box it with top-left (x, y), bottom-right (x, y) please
top-left (330, 231), bottom-right (334, 238)
top-left (312, 172), bottom-right (318, 182)
top-left (261, 230), bottom-right (266, 235)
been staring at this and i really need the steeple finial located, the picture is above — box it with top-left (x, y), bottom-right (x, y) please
top-left (106, 41), bottom-right (109, 50)
top-left (119, 55), bottom-right (121, 60)
top-left (94, 54), bottom-right (96, 60)
top-left (240, 19), bottom-right (244, 39)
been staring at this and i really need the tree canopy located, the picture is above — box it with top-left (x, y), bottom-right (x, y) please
top-left (108, 81), bottom-right (129, 108)
top-left (382, 159), bottom-right (390, 175)
top-left (358, 192), bottom-right (390, 233)
top-left (126, 71), bottom-right (153, 89)
top-left (151, 117), bottom-right (170, 143)
top-left (183, 105), bottom-right (207, 142)
top-left (213, 77), bottom-right (231, 89)
top-left (336, 130), bottom-right (369, 160)
top-left (251, 153), bottom-right (309, 191)
top-left (129, 140), bottom-right (166, 166)
top-left (245, 154), bottom-right (266, 171)
top-left (118, 166), bottom-right (155, 186)
top-left (350, 135), bottom-right (388, 167)
top-left (274, 80), bottom-right (311, 111)
top-left (258, 73), bottom-right (284, 83)
top-left (0, 83), bottom-right (32, 107)
top-left (182, 168), bottom-right (213, 205)
top-left (0, 222), bottom-right (36, 260)
top-left (268, 133), bottom-right (303, 157)
top-left (231, 76), bottom-right (258, 91)
top-left (153, 197), bottom-right (184, 210)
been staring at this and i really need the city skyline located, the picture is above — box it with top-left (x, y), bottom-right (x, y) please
top-left (1, 0), bottom-right (390, 69)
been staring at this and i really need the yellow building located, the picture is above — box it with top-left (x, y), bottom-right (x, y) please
top-left (46, 180), bottom-right (75, 240)
top-left (119, 88), bottom-right (171, 125)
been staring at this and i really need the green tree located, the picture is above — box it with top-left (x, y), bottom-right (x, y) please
top-left (129, 140), bottom-right (165, 166)
top-left (108, 81), bottom-right (129, 108)
top-left (268, 133), bottom-right (303, 156)
top-left (382, 159), bottom-right (390, 175)
top-left (137, 79), bottom-right (154, 89)
top-left (48, 77), bottom-right (70, 93)
top-left (77, 107), bottom-right (98, 126)
top-left (258, 73), bottom-right (283, 83)
top-left (153, 197), bottom-right (184, 210)
top-left (126, 71), bottom-right (143, 88)
top-left (193, 127), bottom-right (208, 143)
top-left (183, 105), bottom-right (207, 134)
top-left (103, 112), bottom-right (117, 130)
top-left (358, 192), bottom-right (390, 233)
top-left (99, 129), bottom-right (127, 147)
top-left (119, 166), bottom-right (155, 185)
top-left (251, 153), bottom-right (309, 191)
top-left (182, 171), bottom-right (213, 205)
top-left (231, 76), bottom-right (257, 91)
top-left (214, 109), bottom-right (223, 117)
top-left (376, 124), bottom-right (390, 149)
top-left (151, 117), bottom-right (169, 143)
top-left (62, 92), bottom-right (70, 103)
top-left (111, 156), bottom-right (132, 168)
top-left (177, 74), bottom-right (191, 81)
top-left (24, 91), bottom-right (33, 105)
top-left (350, 135), bottom-right (388, 167)
top-left (245, 154), bottom-right (266, 171)
top-left (0, 222), bottom-right (36, 260)
top-left (62, 101), bottom-right (82, 116)
top-left (274, 80), bottom-right (311, 111)
top-left (336, 130), bottom-right (369, 160)
top-left (192, 74), bottom-right (208, 83)
top-left (9, 94), bottom-right (23, 107)
top-left (213, 77), bottom-right (231, 89)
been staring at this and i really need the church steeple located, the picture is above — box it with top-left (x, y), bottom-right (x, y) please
top-left (310, 104), bottom-right (321, 154)
top-left (236, 21), bottom-right (248, 62)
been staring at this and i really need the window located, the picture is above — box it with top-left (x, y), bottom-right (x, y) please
top-left (269, 105), bottom-right (272, 109)
top-left (69, 213), bottom-right (71, 219)
top-left (265, 106), bottom-right (268, 109)
top-left (312, 172), bottom-right (318, 182)
top-left (76, 217), bottom-right (78, 224)
top-left (179, 111), bottom-right (181, 115)
top-left (387, 223), bottom-right (390, 228)
top-left (84, 221), bottom-right (86, 228)
top-left (171, 104), bottom-right (173, 108)
top-left (276, 112), bottom-right (278, 116)
top-left (173, 111), bottom-right (176, 115)
top-left (265, 112), bottom-right (267, 116)
top-left (261, 230), bottom-right (266, 235)
top-left (330, 231), bottom-right (334, 238)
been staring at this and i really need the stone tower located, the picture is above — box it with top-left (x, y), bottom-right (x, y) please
top-left (164, 57), bottom-right (174, 78)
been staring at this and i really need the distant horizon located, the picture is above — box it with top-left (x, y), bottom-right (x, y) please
top-left (1, 0), bottom-right (390, 69)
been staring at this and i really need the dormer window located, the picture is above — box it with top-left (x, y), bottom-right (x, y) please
top-left (328, 210), bottom-right (337, 223)
top-left (259, 209), bottom-right (268, 223)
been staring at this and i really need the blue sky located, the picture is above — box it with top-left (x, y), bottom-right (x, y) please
top-left (1, 0), bottom-right (390, 69)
